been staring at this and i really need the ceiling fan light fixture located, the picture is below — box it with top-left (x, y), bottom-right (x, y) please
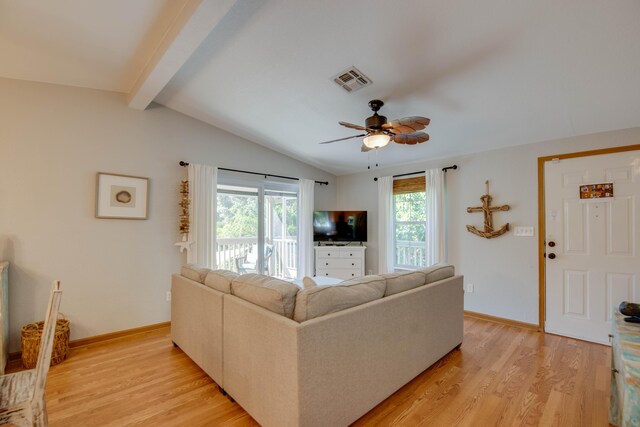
top-left (363, 132), bottom-right (390, 149)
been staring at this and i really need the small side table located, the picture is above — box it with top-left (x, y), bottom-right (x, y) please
top-left (609, 310), bottom-right (640, 426)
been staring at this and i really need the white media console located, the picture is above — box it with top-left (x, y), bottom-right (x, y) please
top-left (314, 246), bottom-right (366, 280)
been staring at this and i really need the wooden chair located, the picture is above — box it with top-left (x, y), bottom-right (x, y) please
top-left (235, 245), bottom-right (273, 274)
top-left (0, 280), bottom-right (62, 426)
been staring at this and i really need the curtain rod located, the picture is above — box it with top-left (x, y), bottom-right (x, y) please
top-left (179, 161), bottom-right (329, 185)
top-left (373, 164), bottom-right (457, 182)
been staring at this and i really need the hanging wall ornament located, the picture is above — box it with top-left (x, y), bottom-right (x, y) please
top-left (466, 180), bottom-right (511, 239)
top-left (175, 180), bottom-right (194, 253)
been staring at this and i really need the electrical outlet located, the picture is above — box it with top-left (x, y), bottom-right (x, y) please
top-left (466, 283), bottom-right (474, 293)
top-left (166, 291), bottom-right (172, 302)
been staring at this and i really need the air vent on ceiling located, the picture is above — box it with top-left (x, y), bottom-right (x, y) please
top-left (331, 67), bottom-right (372, 93)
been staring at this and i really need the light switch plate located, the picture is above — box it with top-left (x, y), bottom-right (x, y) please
top-left (514, 226), bottom-right (535, 236)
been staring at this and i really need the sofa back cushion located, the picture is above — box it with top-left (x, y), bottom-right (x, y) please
top-left (293, 275), bottom-right (386, 323)
top-left (231, 274), bottom-right (300, 318)
top-left (181, 264), bottom-right (211, 283)
top-left (381, 270), bottom-right (427, 297)
top-left (204, 270), bottom-right (239, 294)
top-left (422, 264), bottom-right (455, 284)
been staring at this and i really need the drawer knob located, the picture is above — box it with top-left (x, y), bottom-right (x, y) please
top-left (326, 262), bottom-right (328, 266)
top-left (325, 273), bottom-right (329, 276)
top-left (352, 263), bottom-right (355, 266)
top-left (350, 253), bottom-right (353, 256)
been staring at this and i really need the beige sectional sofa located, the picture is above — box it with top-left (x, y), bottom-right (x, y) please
top-left (171, 265), bottom-right (464, 427)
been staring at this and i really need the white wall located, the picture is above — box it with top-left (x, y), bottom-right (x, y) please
top-left (0, 78), bottom-right (337, 352)
top-left (337, 127), bottom-right (640, 325)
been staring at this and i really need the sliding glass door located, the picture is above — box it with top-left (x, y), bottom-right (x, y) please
top-left (264, 189), bottom-right (297, 279)
top-left (216, 184), bottom-right (260, 273)
top-left (216, 180), bottom-right (298, 279)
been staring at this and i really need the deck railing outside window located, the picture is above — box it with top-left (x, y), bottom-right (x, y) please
top-left (216, 237), bottom-right (297, 279)
top-left (395, 240), bottom-right (427, 269)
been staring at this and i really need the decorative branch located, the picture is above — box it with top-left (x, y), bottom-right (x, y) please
top-left (178, 180), bottom-right (190, 236)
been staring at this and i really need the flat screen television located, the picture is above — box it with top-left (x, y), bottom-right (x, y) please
top-left (313, 210), bottom-right (367, 243)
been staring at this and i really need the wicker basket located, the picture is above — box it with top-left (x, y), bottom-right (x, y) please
top-left (21, 317), bottom-right (70, 368)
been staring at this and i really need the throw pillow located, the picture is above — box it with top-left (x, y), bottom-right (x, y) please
top-left (302, 276), bottom-right (318, 289)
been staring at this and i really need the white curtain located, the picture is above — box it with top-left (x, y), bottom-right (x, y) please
top-left (377, 176), bottom-right (394, 274)
top-left (187, 163), bottom-right (218, 267)
top-left (425, 168), bottom-right (445, 265)
top-left (297, 179), bottom-right (315, 279)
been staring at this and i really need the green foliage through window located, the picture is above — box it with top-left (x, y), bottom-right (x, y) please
top-left (394, 190), bottom-right (427, 268)
top-left (217, 192), bottom-right (259, 238)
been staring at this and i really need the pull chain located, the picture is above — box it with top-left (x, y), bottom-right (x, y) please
top-left (366, 148), bottom-right (380, 169)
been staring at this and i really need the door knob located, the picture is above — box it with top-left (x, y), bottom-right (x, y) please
top-left (548, 241), bottom-right (556, 247)
top-left (548, 253), bottom-right (556, 260)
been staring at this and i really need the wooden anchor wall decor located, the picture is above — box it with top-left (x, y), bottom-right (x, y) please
top-left (466, 180), bottom-right (511, 239)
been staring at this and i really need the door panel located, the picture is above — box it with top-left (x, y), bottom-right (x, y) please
top-left (607, 197), bottom-right (633, 256)
top-left (545, 150), bottom-right (640, 344)
top-left (563, 270), bottom-right (588, 318)
top-left (563, 200), bottom-right (587, 254)
top-left (606, 273), bottom-right (635, 320)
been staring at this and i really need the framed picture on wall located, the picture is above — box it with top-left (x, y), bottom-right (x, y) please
top-left (95, 172), bottom-right (149, 219)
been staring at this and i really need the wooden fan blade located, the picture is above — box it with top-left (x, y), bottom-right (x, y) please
top-left (391, 131), bottom-right (429, 145)
top-left (319, 133), bottom-right (367, 144)
top-left (382, 116), bottom-right (430, 133)
top-left (339, 121), bottom-right (368, 131)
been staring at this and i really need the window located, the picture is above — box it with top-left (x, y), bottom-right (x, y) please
top-left (393, 176), bottom-right (426, 269)
top-left (215, 179), bottom-right (298, 280)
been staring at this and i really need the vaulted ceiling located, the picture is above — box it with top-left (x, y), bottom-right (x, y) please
top-left (2, 0), bottom-right (640, 175)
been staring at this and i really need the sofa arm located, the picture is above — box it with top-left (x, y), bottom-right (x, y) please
top-left (222, 295), bottom-right (301, 427)
top-left (171, 274), bottom-right (224, 387)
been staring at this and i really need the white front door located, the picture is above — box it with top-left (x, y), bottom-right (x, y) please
top-left (544, 150), bottom-right (640, 344)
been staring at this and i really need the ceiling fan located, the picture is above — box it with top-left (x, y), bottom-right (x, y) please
top-left (319, 100), bottom-right (430, 151)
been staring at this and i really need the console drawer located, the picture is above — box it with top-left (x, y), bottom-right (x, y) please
top-left (316, 248), bottom-right (364, 259)
top-left (315, 268), bottom-right (360, 280)
top-left (317, 259), bottom-right (362, 269)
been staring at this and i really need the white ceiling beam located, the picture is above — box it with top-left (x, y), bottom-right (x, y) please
top-left (127, 0), bottom-right (237, 110)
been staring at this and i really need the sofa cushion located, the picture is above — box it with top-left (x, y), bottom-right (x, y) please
top-left (181, 264), bottom-right (211, 283)
top-left (231, 274), bottom-right (300, 318)
top-left (204, 270), bottom-right (239, 293)
top-left (293, 275), bottom-right (386, 323)
top-left (381, 270), bottom-right (427, 297)
top-left (422, 264), bottom-right (455, 283)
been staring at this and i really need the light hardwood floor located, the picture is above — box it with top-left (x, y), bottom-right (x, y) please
top-left (6, 316), bottom-right (612, 426)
